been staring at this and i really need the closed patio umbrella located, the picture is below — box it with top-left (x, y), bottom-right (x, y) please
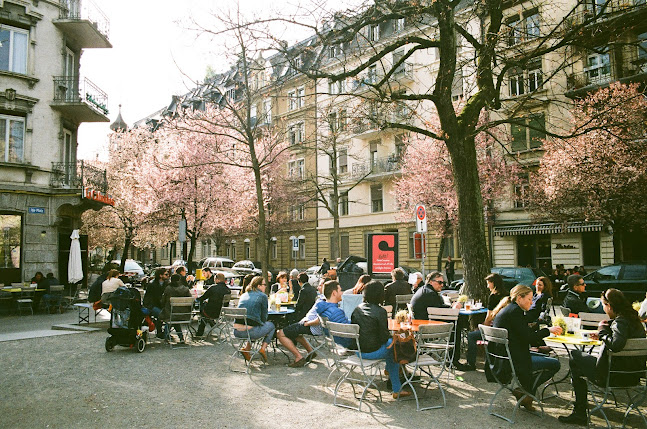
top-left (68, 230), bottom-right (83, 284)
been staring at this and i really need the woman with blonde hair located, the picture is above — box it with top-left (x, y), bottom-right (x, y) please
top-left (492, 284), bottom-right (563, 410)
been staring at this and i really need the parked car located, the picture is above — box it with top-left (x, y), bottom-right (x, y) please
top-left (197, 256), bottom-right (241, 287)
top-left (232, 260), bottom-right (263, 276)
top-left (306, 265), bottom-right (321, 285)
top-left (558, 262), bottom-right (647, 302)
top-left (111, 259), bottom-right (145, 281)
top-left (447, 267), bottom-right (547, 292)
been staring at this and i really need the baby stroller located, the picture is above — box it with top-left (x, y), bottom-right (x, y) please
top-left (105, 286), bottom-right (147, 353)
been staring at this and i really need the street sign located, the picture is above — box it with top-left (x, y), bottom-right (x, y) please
top-left (292, 238), bottom-right (299, 251)
top-left (415, 204), bottom-right (427, 233)
top-left (178, 218), bottom-right (186, 243)
top-left (28, 207), bottom-right (45, 214)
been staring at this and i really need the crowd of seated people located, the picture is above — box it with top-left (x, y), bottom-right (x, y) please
top-left (79, 260), bottom-right (646, 420)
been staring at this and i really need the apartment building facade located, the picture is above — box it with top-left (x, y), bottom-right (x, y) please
top-left (0, 0), bottom-right (112, 284)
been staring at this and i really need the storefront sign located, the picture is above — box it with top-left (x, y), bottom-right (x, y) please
top-left (28, 207), bottom-right (45, 214)
top-left (555, 243), bottom-right (577, 249)
top-left (82, 187), bottom-right (115, 206)
top-left (367, 233), bottom-right (398, 275)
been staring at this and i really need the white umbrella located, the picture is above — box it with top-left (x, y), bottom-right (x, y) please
top-left (68, 230), bottom-right (83, 284)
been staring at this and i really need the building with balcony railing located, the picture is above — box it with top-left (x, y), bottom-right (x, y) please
top-left (0, 0), bottom-right (112, 285)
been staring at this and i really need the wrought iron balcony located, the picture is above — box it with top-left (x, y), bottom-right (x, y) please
top-left (50, 160), bottom-right (108, 194)
top-left (54, 0), bottom-right (111, 50)
top-left (566, 63), bottom-right (647, 98)
top-left (569, 1), bottom-right (646, 27)
top-left (351, 156), bottom-right (401, 178)
top-left (51, 76), bottom-right (109, 122)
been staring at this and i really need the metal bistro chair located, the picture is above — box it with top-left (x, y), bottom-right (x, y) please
top-left (586, 338), bottom-right (647, 428)
top-left (402, 322), bottom-right (454, 411)
top-left (395, 294), bottom-right (414, 312)
top-left (220, 307), bottom-right (266, 374)
top-left (319, 316), bottom-right (353, 391)
top-left (428, 307), bottom-right (460, 373)
top-left (479, 324), bottom-right (545, 423)
top-left (559, 306), bottom-right (572, 317)
top-left (166, 297), bottom-right (195, 349)
top-left (326, 321), bottom-right (385, 411)
top-left (17, 287), bottom-right (35, 316)
top-left (199, 294), bottom-right (231, 342)
top-left (579, 312), bottom-right (607, 330)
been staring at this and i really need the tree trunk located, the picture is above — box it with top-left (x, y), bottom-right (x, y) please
top-left (447, 135), bottom-right (491, 303)
top-left (436, 235), bottom-right (445, 272)
top-left (332, 213), bottom-right (340, 261)
top-left (120, 235), bottom-right (131, 273)
top-left (187, 231), bottom-right (197, 273)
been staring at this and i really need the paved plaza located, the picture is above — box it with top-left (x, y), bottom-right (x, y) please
top-left (0, 313), bottom-right (643, 428)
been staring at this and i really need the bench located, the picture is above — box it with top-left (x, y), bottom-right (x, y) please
top-left (73, 302), bottom-right (108, 324)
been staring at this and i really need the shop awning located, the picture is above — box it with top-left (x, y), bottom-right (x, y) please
top-left (494, 221), bottom-right (603, 237)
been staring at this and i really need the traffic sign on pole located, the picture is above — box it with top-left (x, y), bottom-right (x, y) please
top-left (415, 204), bottom-right (427, 233)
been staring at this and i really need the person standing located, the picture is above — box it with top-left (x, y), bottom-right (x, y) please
top-left (445, 256), bottom-right (455, 283)
top-left (318, 258), bottom-right (331, 275)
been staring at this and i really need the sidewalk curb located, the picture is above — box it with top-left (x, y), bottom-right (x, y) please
top-left (52, 323), bottom-right (103, 332)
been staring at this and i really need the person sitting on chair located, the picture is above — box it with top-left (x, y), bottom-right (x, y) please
top-left (294, 272), bottom-right (317, 322)
top-left (558, 288), bottom-right (646, 426)
top-left (493, 285), bottom-right (562, 411)
top-left (276, 277), bottom-right (325, 368)
top-left (159, 274), bottom-right (192, 343)
top-left (101, 269), bottom-right (125, 305)
top-left (202, 267), bottom-right (215, 287)
top-left (458, 273), bottom-right (508, 371)
top-left (142, 268), bottom-right (168, 336)
top-left (195, 272), bottom-right (231, 338)
top-left (235, 276), bottom-right (274, 362)
top-left (562, 274), bottom-right (589, 315)
top-left (526, 276), bottom-right (553, 323)
top-left (351, 280), bottom-right (411, 399)
top-left (383, 267), bottom-right (412, 310)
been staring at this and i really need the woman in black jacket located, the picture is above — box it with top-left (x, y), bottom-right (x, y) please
top-left (493, 285), bottom-right (562, 409)
top-left (351, 280), bottom-right (410, 399)
top-left (559, 288), bottom-right (646, 425)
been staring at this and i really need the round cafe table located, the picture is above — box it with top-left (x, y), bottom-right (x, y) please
top-left (267, 308), bottom-right (296, 361)
top-left (388, 318), bottom-right (445, 332)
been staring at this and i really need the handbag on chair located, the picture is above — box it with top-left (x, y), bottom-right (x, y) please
top-left (389, 329), bottom-right (417, 364)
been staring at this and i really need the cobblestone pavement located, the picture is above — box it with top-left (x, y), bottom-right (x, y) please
top-left (0, 314), bottom-right (643, 428)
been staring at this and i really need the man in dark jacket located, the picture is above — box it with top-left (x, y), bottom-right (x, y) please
top-left (410, 271), bottom-right (449, 320)
top-left (142, 268), bottom-right (168, 337)
top-left (294, 272), bottom-right (317, 321)
top-left (318, 258), bottom-right (330, 275)
top-left (202, 267), bottom-right (215, 287)
top-left (384, 267), bottom-right (412, 310)
top-left (195, 273), bottom-right (231, 337)
top-left (563, 274), bottom-right (589, 315)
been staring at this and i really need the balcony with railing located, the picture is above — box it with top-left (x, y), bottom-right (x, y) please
top-left (565, 62), bottom-right (647, 98)
top-left (50, 76), bottom-right (110, 122)
top-left (50, 160), bottom-right (108, 194)
top-left (54, 0), bottom-right (112, 50)
top-left (570, 0), bottom-right (647, 28)
top-left (390, 62), bottom-right (414, 82)
top-left (351, 156), bottom-right (401, 178)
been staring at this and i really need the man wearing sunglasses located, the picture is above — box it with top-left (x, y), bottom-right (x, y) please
top-left (563, 274), bottom-right (589, 315)
top-left (411, 271), bottom-right (464, 367)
